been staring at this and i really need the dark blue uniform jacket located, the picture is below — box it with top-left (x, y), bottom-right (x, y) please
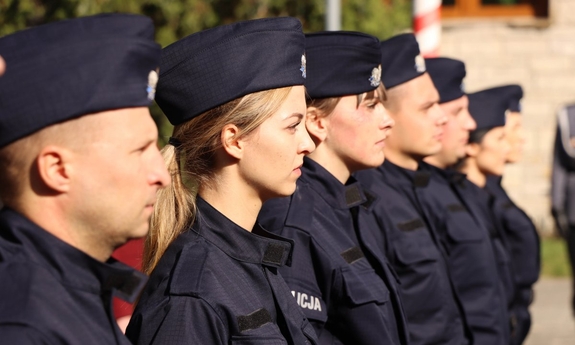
top-left (417, 163), bottom-right (509, 345)
top-left (126, 197), bottom-right (318, 345)
top-left (258, 157), bottom-right (409, 345)
top-left (452, 178), bottom-right (516, 328)
top-left (355, 160), bottom-right (470, 345)
top-left (0, 208), bottom-right (146, 345)
top-left (486, 176), bottom-right (540, 345)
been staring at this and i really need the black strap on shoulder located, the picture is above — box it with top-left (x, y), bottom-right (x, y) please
top-left (237, 308), bottom-right (273, 333)
top-left (345, 184), bottom-right (364, 207)
top-left (262, 243), bottom-right (285, 266)
top-left (447, 204), bottom-right (467, 213)
top-left (397, 218), bottom-right (425, 232)
top-left (340, 246), bottom-right (365, 264)
top-left (413, 171), bottom-right (430, 187)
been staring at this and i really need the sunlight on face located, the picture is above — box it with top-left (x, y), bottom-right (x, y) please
top-left (240, 85), bottom-right (315, 201)
top-left (475, 127), bottom-right (510, 176)
top-left (70, 107), bottom-right (170, 247)
top-left (384, 73), bottom-right (446, 159)
top-left (435, 95), bottom-right (476, 166)
top-left (504, 112), bottom-right (524, 164)
top-left (325, 90), bottom-right (394, 172)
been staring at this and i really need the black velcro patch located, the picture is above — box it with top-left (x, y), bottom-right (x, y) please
top-left (263, 243), bottom-right (285, 266)
top-left (503, 202), bottom-right (514, 210)
top-left (340, 246), bottom-right (365, 264)
top-left (413, 171), bottom-right (430, 187)
top-left (345, 185), bottom-right (364, 207)
top-left (397, 218), bottom-right (425, 232)
top-left (237, 308), bottom-right (273, 333)
top-left (447, 204), bottom-right (466, 213)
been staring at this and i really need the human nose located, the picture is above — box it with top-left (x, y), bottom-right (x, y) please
top-left (298, 127), bottom-right (316, 155)
top-left (150, 146), bottom-right (171, 188)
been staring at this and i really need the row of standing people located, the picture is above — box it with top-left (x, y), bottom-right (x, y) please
top-left (0, 13), bottom-right (539, 345)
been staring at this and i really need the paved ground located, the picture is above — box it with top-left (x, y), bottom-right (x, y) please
top-left (524, 278), bottom-right (575, 345)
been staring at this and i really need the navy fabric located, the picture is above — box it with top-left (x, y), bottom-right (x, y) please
top-left (468, 88), bottom-right (509, 131)
top-left (0, 208), bottom-right (146, 344)
top-left (452, 178), bottom-right (517, 336)
top-left (380, 34), bottom-right (426, 89)
top-left (496, 85), bottom-right (523, 112)
top-left (418, 162), bottom-right (510, 345)
top-left (486, 176), bottom-right (540, 345)
top-left (258, 157), bottom-right (408, 345)
top-left (157, 17), bottom-right (306, 125)
top-left (425, 58), bottom-right (466, 104)
top-left (304, 31), bottom-right (381, 99)
top-left (126, 197), bottom-right (317, 345)
top-left (0, 13), bottom-right (161, 148)
top-left (355, 160), bottom-right (470, 345)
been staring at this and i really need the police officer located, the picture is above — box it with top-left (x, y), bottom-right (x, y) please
top-left (355, 34), bottom-right (470, 345)
top-left (456, 88), bottom-right (517, 339)
top-left (258, 31), bottom-right (408, 345)
top-left (421, 58), bottom-right (510, 344)
top-left (0, 14), bottom-right (170, 344)
top-left (551, 101), bottom-right (575, 316)
top-left (126, 18), bottom-right (318, 344)
top-left (484, 85), bottom-right (540, 345)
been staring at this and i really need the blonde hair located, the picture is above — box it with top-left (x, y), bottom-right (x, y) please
top-left (143, 86), bottom-right (294, 274)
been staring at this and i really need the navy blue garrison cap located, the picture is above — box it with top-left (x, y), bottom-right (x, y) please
top-left (487, 84), bottom-right (524, 112)
top-left (0, 13), bottom-right (161, 148)
top-left (467, 88), bottom-right (508, 131)
top-left (380, 33), bottom-right (426, 89)
top-left (304, 31), bottom-right (381, 99)
top-left (157, 17), bottom-right (306, 126)
top-left (425, 57), bottom-right (466, 104)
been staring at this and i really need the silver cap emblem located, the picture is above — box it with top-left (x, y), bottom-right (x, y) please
top-left (369, 64), bottom-right (382, 87)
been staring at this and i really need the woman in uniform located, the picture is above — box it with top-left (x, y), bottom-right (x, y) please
top-left (126, 17), bottom-right (317, 344)
top-left (258, 32), bottom-right (407, 345)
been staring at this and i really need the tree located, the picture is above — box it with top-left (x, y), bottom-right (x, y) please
top-left (0, 0), bottom-right (412, 142)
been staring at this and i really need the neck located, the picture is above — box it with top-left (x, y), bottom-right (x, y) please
top-left (199, 169), bottom-right (261, 232)
top-left (307, 144), bottom-right (351, 184)
top-left (12, 197), bottom-right (112, 262)
top-left (383, 148), bottom-right (419, 171)
top-left (460, 158), bottom-right (486, 187)
top-left (424, 155), bottom-right (448, 169)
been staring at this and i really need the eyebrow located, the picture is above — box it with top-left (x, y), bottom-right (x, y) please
top-left (420, 100), bottom-right (438, 109)
top-left (285, 113), bottom-right (304, 121)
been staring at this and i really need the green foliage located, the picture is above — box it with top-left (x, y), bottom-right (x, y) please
top-left (0, 0), bottom-right (412, 144)
top-left (541, 237), bottom-right (571, 277)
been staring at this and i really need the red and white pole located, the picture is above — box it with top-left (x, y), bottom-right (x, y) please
top-left (413, 0), bottom-right (442, 58)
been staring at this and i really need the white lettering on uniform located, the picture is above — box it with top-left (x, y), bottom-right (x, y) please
top-left (290, 290), bottom-right (322, 312)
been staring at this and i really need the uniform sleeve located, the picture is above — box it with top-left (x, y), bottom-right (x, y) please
top-left (129, 297), bottom-right (227, 345)
top-left (0, 324), bottom-right (50, 345)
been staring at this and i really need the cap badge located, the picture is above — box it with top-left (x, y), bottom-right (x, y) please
top-left (147, 69), bottom-right (159, 101)
top-left (415, 54), bottom-right (426, 73)
top-left (369, 64), bottom-right (382, 87)
top-left (300, 54), bottom-right (306, 79)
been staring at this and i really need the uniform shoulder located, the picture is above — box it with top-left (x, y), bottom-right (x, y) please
top-left (0, 261), bottom-right (67, 329)
top-left (0, 324), bottom-right (52, 344)
top-left (259, 183), bottom-right (317, 234)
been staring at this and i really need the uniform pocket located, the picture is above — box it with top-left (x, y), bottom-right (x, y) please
top-left (445, 207), bottom-right (483, 242)
top-left (341, 267), bottom-right (390, 306)
top-left (393, 231), bottom-right (439, 265)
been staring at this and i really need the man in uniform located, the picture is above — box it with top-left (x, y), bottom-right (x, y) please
top-left (356, 34), bottom-right (471, 345)
top-left (421, 58), bottom-right (511, 344)
top-left (0, 14), bottom-right (170, 343)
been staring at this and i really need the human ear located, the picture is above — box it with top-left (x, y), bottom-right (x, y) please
top-left (305, 107), bottom-right (328, 143)
top-left (465, 143), bottom-right (480, 158)
top-left (36, 145), bottom-right (73, 193)
top-left (220, 124), bottom-right (243, 160)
